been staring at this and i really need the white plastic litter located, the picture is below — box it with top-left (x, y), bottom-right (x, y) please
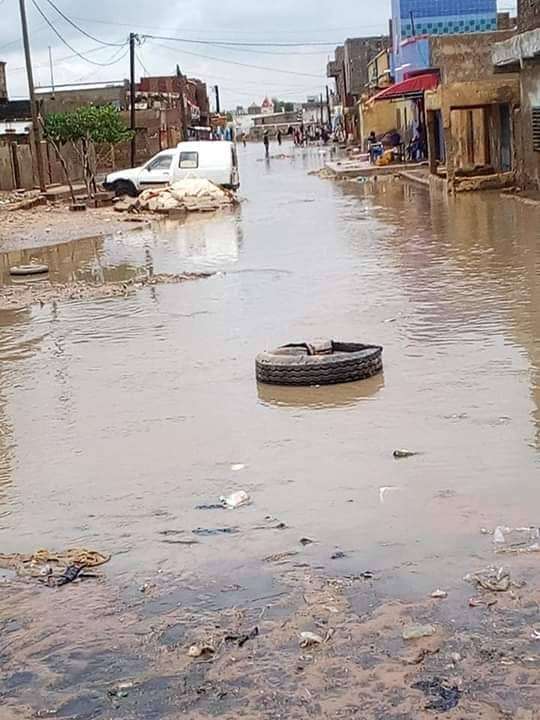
top-left (220, 490), bottom-right (251, 509)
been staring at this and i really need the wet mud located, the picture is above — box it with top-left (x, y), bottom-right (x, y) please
top-left (1, 143), bottom-right (540, 717)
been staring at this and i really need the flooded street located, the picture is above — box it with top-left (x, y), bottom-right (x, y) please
top-left (1, 144), bottom-right (540, 718)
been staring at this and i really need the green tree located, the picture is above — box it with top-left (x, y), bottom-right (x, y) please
top-left (43, 105), bottom-right (134, 200)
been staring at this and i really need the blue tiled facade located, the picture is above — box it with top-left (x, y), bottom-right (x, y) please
top-left (391, 0), bottom-right (498, 81)
top-left (396, 0), bottom-right (497, 38)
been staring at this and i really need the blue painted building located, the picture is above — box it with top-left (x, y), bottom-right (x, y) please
top-left (391, 0), bottom-right (498, 81)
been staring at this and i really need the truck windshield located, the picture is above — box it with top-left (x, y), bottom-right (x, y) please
top-left (147, 155), bottom-right (173, 171)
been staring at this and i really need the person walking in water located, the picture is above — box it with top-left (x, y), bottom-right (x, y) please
top-left (277, 129), bottom-right (282, 146)
top-left (263, 130), bottom-right (270, 157)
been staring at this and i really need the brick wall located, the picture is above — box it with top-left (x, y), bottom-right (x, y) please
top-left (518, 0), bottom-right (540, 32)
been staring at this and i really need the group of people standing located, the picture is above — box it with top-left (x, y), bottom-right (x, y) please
top-left (260, 124), bottom-right (331, 156)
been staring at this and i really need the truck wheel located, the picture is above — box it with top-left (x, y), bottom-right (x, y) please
top-left (256, 341), bottom-right (383, 386)
top-left (112, 180), bottom-right (138, 198)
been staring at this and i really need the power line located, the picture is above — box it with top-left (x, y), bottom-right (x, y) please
top-left (148, 41), bottom-right (325, 79)
top-left (136, 50), bottom-right (150, 77)
top-left (9, 40), bottom-right (129, 73)
top-left (42, 0), bottom-right (125, 47)
top-left (141, 33), bottom-right (336, 48)
top-left (30, 0), bottom-right (128, 66)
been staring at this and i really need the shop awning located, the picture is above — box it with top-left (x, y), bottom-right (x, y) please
top-left (372, 73), bottom-right (439, 102)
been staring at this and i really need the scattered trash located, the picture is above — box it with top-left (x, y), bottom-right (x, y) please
top-left (331, 551), bottom-right (347, 560)
top-left (188, 642), bottom-right (215, 658)
top-left (108, 682), bottom-right (134, 698)
top-left (412, 677), bottom-right (461, 712)
top-left (490, 526), bottom-right (540, 554)
top-left (220, 490), bottom-right (251, 509)
top-left (225, 626), bottom-right (259, 648)
top-left (464, 566), bottom-right (511, 592)
top-left (0, 548), bottom-right (110, 584)
top-left (406, 647), bottom-right (440, 665)
top-left (231, 464), bottom-right (246, 472)
top-left (450, 652), bottom-right (462, 664)
top-left (195, 503), bottom-right (226, 511)
top-left (192, 527), bottom-right (240, 536)
top-left (161, 539), bottom-right (200, 545)
top-left (358, 571), bottom-right (375, 580)
top-left (402, 625), bottom-right (437, 641)
top-left (532, 630), bottom-right (540, 640)
top-left (379, 486), bottom-right (400, 503)
top-left (300, 538), bottom-right (314, 546)
top-left (299, 631), bottom-right (323, 647)
top-left (393, 449), bottom-right (419, 459)
top-left (431, 589), bottom-right (448, 599)
top-left (274, 522), bottom-right (288, 530)
top-left (263, 551), bottom-right (299, 563)
top-left (55, 565), bottom-right (84, 587)
top-left (469, 596), bottom-right (497, 608)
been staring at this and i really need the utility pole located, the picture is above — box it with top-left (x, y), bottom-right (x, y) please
top-left (326, 85), bottom-right (331, 128)
top-left (129, 32), bottom-right (136, 167)
top-left (176, 64), bottom-right (188, 141)
top-left (320, 93), bottom-right (324, 125)
top-left (410, 11), bottom-right (416, 36)
top-left (48, 46), bottom-right (55, 96)
top-left (18, 0), bottom-right (45, 191)
top-left (214, 85), bottom-right (221, 114)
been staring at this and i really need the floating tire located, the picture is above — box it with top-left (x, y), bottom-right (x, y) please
top-left (9, 264), bottom-right (49, 277)
top-left (256, 341), bottom-right (383, 386)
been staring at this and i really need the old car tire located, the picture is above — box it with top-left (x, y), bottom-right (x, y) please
top-left (113, 180), bottom-right (138, 198)
top-left (9, 264), bottom-right (49, 277)
top-left (256, 342), bottom-right (383, 386)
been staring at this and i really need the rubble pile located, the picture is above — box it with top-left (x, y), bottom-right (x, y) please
top-left (114, 178), bottom-right (237, 215)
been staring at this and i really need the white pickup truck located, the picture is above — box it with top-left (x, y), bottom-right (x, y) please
top-left (104, 141), bottom-right (239, 197)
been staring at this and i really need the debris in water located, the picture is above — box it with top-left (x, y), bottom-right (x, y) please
top-left (231, 464), bottom-right (246, 472)
top-left (299, 631), bottom-right (323, 647)
top-left (192, 527), bottom-right (240, 537)
top-left (431, 589), bottom-right (448, 599)
top-left (55, 565), bottom-right (84, 587)
top-left (225, 626), bottom-right (259, 648)
top-left (108, 682), bottom-right (134, 698)
top-left (402, 625), bottom-right (437, 641)
top-left (195, 503), bottom-right (226, 510)
top-left (464, 566), bottom-right (512, 592)
top-left (490, 526), bottom-right (540, 554)
top-left (263, 551), bottom-right (299, 563)
top-left (188, 642), bottom-right (215, 658)
top-left (469, 596), bottom-right (497, 608)
top-left (220, 490), bottom-right (251, 509)
top-left (412, 677), bottom-right (461, 712)
top-left (393, 449), bottom-right (419, 459)
top-left (379, 486), bottom-right (400, 503)
top-left (300, 537), bottom-right (314, 546)
top-left (331, 551), bottom-right (347, 560)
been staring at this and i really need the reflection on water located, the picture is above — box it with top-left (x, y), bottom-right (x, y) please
top-left (0, 146), bottom-right (539, 586)
top-left (257, 374), bottom-right (385, 410)
top-left (0, 211), bottom-right (243, 287)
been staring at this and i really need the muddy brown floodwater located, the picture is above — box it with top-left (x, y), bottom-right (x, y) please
top-left (1, 144), bottom-right (540, 719)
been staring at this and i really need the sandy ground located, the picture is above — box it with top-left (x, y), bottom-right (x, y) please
top-left (0, 202), bottom-right (152, 252)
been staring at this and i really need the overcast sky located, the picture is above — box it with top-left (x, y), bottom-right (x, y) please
top-left (0, 0), bottom-right (517, 109)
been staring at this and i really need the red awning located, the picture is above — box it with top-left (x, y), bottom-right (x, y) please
top-left (372, 73), bottom-right (439, 102)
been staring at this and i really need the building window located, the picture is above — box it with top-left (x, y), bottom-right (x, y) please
top-left (179, 151), bottom-right (199, 169)
top-left (533, 107), bottom-right (540, 152)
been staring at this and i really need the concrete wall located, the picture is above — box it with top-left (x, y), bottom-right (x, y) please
top-left (38, 85), bottom-right (128, 114)
top-left (517, 60), bottom-right (540, 188)
top-left (518, 0), bottom-right (540, 32)
top-left (344, 36), bottom-right (387, 97)
top-left (431, 31), bottom-right (515, 83)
